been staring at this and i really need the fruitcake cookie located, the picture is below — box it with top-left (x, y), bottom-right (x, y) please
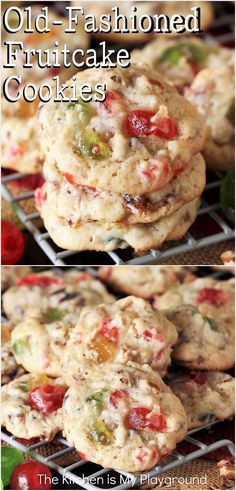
top-left (62, 363), bottom-right (187, 472)
top-left (1, 111), bottom-right (44, 174)
top-left (98, 266), bottom-right (195, 298)
top-left (1, 322), bottom-right (25, 385)
top-left (41, 153), bottom-right (205, 224)
top-left (3, 270), bottom-right (115, 321)
top-left (132, 37), bottom-right (234, 92)
top-left (167, 370), bottom-right (235, 429)
top-left (1, 266), bottom-right (31, 291)
top-left (185, 66), bottom-right (235, 171)
top-left (155, 277), bottom-right (235, 334)
top-left (1, 373), bottom-right (67, 440)
top-left (39, 197), bottom-right (199, 253)
top-left (39, 65), bottom-right (205, 196)
top-left (62, 295), bottom-right (178, 383)
top-left (164, 304), bottom-right (234, 370)
top-left (11, 310), bottom-right (78, 377)
top-left (2, 6), bottom-right (89, 84)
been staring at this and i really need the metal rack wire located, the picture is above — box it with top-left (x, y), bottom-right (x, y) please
top-left (1, 2), bottom-right (235, 266)
top-left (1, 422), bottom-right (235, 490)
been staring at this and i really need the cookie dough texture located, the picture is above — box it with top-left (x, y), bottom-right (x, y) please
top-left (132, 37), bottom-right (234, 91)
top-left (11, 311), bottom-right (77, 378)
top-left (39, 65), bottom-right (205, 196)
top-left (164, 304), bottom-right (235, 371)
top-left (62, 296), bottom-right (178, 383)
top-left (3, 270), bottom-right (115, 321)
top-left (1, 322), bottom-right (25, 385)
top-left (168, 371), bottom-right (235, 429)
top-left (185, 66), bottom-right (235, 171)
top-left (1, 374), bottom-right (66, 440)
top-left (40, 197), bottom-right (200, 253)
top-left (155, 277), bottom-right (235, 331)
top-left (98, 266), bottom-right (195, 298)
top-left (63, 363), bottom-right (187, 472)
top-left (43, 154), bottom-right (205, 225)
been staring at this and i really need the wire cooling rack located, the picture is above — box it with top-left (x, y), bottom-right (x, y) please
top-left (1, 422), bottom-right (235, 490)
top-left (1, 2), bottom-right (235, 266)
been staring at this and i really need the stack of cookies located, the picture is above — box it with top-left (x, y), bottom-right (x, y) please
top-left (37, 64), bottom-right (206, 253)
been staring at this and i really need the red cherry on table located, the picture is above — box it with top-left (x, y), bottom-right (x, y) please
top-left (9, 460), bottom-right (52, 490)
top-left (29, 384), bottom-right (67, 413)
top-left (1, 220), bottom-right (25, 265)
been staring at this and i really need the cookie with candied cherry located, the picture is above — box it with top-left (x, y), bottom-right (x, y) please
top-left (2, 5), bottom-right (89, 84)
top-left (3, 270), bottom-right (115, 321)
top-left (62, 363), bottom-right (187, 472)
top-left (185, 66), bottom-right (235, 171)
top-left (98, 266), bottom-right (195, 298)
top-left (62, 295), bottom-right (178, 383)
top-left (39, 196), bottom-right (199, 252)
top-left (39, 65), bottom-right (205, 196)
top-left (1, 109), bottom-right (43, 174)
top-left (1, 373), bottom-right (67, 440)
top-left (164, 304), bottom-right (234, 370)
top-left (42, 153), bottom-right (205, 224)
top-left (155, 277), bottom-right (235, 335)
top-left (1, 322), bottom-right (25, 385)
top-left (10, 310), bottom-right (77, 378)
top-left (167, 370), bottom-right (235, 429)
top-left (132, 37), bottom-right (234, 92)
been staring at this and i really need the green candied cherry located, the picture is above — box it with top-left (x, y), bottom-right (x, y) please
top-left (159, 42), bottom-right (207, 65)
top-left (69, 98), bottom-right (95, 125)
top-left (79, 129), bottom-right (111, 160)
top-left (42, 308), bottom-right (65, 324)
top-left (90, 420), bottom-right (113, 445)
top-left (226, 98), bottom-right (235, 126)
top-left (12, 338), bottom-right (29, 356)
top-left (1, 446), bottom-right (24, 488)
top-left (86, 389), bottom-right (109, 415)
top-left (18, 380), bottom-right (30, 393)
top-left (204, 317), bottom-right (219, 332)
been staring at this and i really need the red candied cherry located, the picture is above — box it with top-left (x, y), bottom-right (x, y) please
top-left (103, 91), bottom-right (122, 114)
top-left (197, 287), bottom-right (227, 306)
top-left (190, 371), bottom-right (208, 385)
top-left (17, 274), bottom-right (63, 288)
top-left (125, 110), bottom-right (177, 140)
top-left (99, 317), bottom-right (119, 342)
top-left (35, 183), bottom-right (47, 211)
top-left (110, 390), bottom-right (128, 408)
top-left (77, 272), bottom-right (92, 281)
top-left (79, 452), bottom-right (88, 461)
top-left (28, 384), bottom-right (67, 413)
top-left (9, 460), bottom-right (52, 490)
top-left (62, 172), bottom-right (76, 185)
top-left (126, 407), bottom-right (167, 432)
top-left (1, 220), bottom-right (25, 265)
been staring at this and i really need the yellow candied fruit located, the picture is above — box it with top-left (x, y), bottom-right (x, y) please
top-left (2, 325), bottom-right (11, 342)
top-left (16, 97), bottom-right (40, 118)
top-left (29, 374), bottom-right (52, 390)
top-left (90, 335), bottom-right (117, 363)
